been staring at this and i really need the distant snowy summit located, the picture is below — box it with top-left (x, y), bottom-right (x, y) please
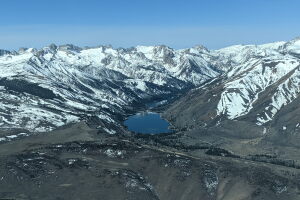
top-left (0, 38), bottom-right (300, 133)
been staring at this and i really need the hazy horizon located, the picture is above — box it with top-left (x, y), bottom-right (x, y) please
top-left (1, 0), bottom-right (300, 50)
top-left (1, 34), bottom-right (298, 52)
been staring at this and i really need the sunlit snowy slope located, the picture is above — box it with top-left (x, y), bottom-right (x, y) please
top-left (164, 38), bottom-right (300, 133)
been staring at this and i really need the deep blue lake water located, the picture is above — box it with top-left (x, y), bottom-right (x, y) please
top-left (124, 112), bottom-right (172, 134)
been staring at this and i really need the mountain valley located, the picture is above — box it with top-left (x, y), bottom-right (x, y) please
top-left (1, 38), bottom-right (300, 199)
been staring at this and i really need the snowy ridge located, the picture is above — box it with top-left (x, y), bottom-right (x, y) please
top-left (257, 65), bottom-right (300, 125)
top-left (215, 39), bottom-right (300, 125)
top-left (217, 57), bottom-right (300, 120)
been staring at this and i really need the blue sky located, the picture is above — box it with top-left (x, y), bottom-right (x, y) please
top-left (1, 0), bottom-right (300, 50)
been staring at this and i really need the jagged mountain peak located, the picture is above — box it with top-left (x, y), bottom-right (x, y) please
top-left (288, 36), bottom-right (300, 43)
top-left (281, 37), bottom-right (300, 55)
top-left (191, 45), bottom-right (210, 53)
top-left (58, 44), bottom-right (82, 52)
top-left (47, 43), bottom-right (58, 51)
top-left (18, 47), bottom-right (37, 54)
top-left (0, 49), bottom-right (11, 56)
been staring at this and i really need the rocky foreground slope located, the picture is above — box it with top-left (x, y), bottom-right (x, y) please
top-left (0, 123), bottom-right (299, 200)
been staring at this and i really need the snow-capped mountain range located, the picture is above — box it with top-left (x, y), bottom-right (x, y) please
top-left (1, 38), bottom-right (300, 133)
top-left (216, 39), bottom-right (300, 124)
